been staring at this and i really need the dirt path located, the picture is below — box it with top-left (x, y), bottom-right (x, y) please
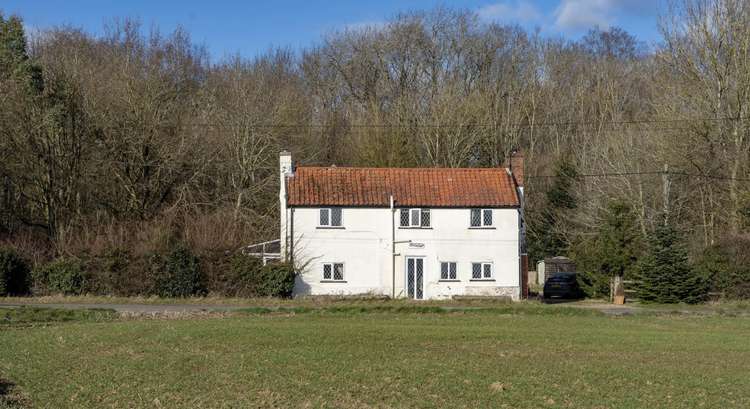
top-left (564, 303), bottom-right (642, 315)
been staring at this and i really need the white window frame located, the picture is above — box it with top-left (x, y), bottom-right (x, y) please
top-left (322, 262), bottom-right (345, 282)
top-left (410, 209), bottom-right (420, 227)
top-left (471, 262), bottom-right (493, 280)
top-left (319, 208), bottom-right (343, 227)
top-left (440, 261), bottom-right (458, 281)
top-left (470, 208), bottom-right (493, 227)
top-left (400, 208), bottom-right (430, 228)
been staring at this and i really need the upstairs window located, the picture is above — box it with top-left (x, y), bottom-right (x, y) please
top-left (470, 209), bottom-right (493, 227)
top-left (440, 262), bottom-right (457, 280)
top-left (400, 208), bottom-right (430, 228)
top-left (471, 262), bottom-right (493, 280)
top-left (322, 263), bottom-right (344, 281)
top-left (319, 208), bottom-right (343, 227)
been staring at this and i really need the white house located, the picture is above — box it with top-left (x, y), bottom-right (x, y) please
top-left (279, 151), bottom-right (527, 300)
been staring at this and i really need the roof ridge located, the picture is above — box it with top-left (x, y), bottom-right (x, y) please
top-left (296, 166), bottom-right (509, 171)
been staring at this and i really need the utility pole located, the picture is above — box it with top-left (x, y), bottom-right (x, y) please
top-left (662, 163), bottom-right (671, 226)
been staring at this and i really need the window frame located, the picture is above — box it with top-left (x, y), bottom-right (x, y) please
top-left (399, 208), bottom-right (431, 228)
top-left (322, 262), bottom-right (345, 282)
top-left (318, 208), bottom-right (343, 228)
top-left (470, 208), bottom-right (494, 228)
top-left (439, 261), bottom-right (458, 281)
top-left (471, 262), bottom-right (494, 280)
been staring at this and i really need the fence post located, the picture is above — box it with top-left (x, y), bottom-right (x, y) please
top-left (613, 275), bottom-right (625, 304)
top-left (521, 254), bottom-right (529, 299)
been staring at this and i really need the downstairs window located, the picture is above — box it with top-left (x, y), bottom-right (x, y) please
top-left (471, 262), bottom-right (493, 279)
top-left (440, 262), bottom-right (457, 280)
top-left (322, 263), bottom-right (345, 281)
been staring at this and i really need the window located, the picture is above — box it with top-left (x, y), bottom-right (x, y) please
top-left (471, 262), bottom-right (493, 279)
top-left (483, 209), bottom-right (493, 226)
top-left (410, 209), bottom-right (420, 226)
top-left (322, 263), bottom-right (344, 281)
top-left (470, 209), bottom-right (493, 227)
top-left (440, 262), bottom-right (457, 280)
top-left (400, 208), bottom-right (430, 228)
top-left (420, 209), bottom-right (431, 227)
top-left (331, 208), bottom-right (342, 226)
top-left (400, 209), bottom-right (409, 226)
top-left (319, 208), bottom-right (342, 227)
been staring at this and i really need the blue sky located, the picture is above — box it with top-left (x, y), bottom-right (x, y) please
top-left (3, 0), bottom-right (665, 60)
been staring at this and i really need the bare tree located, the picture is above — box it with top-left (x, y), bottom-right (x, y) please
top-left (657, 0), bottom-right (750, 235)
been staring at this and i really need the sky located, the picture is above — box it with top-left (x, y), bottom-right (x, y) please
top-left (3, 0), bottom-right (665, 61)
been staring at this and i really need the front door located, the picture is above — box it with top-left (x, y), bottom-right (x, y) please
top-left (406, 257), bottom-right (424, 300)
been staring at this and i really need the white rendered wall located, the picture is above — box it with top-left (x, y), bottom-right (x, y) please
top-left (288, 206), bottom-right (521, 300)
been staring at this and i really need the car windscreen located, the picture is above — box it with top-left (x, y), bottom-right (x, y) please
top-left (547, 274), bottom-right (576, 283)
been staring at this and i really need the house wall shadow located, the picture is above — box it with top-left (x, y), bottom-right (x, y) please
top-left (294, 275), bottom-right (313, 296)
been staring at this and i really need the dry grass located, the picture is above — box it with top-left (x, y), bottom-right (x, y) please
top-left (49, 207), bottom-right (271, 260)
top-left (182, 207), bottom-right (273, 255)
top-left (56, 213), bottom-right (181, 258)
top-left (0, 230), bottom-right (52, 266)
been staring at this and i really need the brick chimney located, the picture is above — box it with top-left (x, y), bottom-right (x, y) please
top-left (509, 149), bottom-right (524, 188)
top-left (279, 150), bottom-right (293, 260)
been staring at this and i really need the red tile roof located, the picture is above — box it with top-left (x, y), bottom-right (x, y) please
top-left (286, 166), bottom-right (520, 208)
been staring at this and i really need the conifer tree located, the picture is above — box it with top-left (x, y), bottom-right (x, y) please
top-left (0, 13), bottom-right (43, 90)
top-left (637, 223), bottom-right (707, 303)
top-left (574, 201), bottom-right (642, 297)
top-left (528, 159), bottom-right (578, 263)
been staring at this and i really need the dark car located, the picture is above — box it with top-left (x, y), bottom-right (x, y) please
top-left (543, 272), bottom-right (585, 301)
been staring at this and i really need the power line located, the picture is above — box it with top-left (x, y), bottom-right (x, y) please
top-left (527, 170), bottom-right (750, 182)
top-left (85, 157), bottom-right (750, 183)
top-left (96, 116), bottom-right (750, 130)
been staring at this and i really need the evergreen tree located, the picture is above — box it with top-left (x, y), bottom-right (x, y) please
top-left (528, 159), bottom-right (578, 263)
top-left (0, 13), bottom-right (43, 91)
top-left (637, 223), bottom-right (707, 303)
top-left (573, 200), bottom-right (642, 297)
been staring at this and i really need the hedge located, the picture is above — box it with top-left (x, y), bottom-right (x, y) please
top-left (0, 247), bottom-right (31, 296)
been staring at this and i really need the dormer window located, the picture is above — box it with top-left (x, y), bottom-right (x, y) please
top-left (400, 208), bottom-right (430, 228)
top-left (319, 208), bottom-right (342, 227)
top-left (470, 209), bottom-right (493, 227)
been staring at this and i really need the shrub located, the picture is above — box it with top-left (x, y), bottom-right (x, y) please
top-left (228, 253), bottom-right (264, 297)
top-left (694, 235), bottom-right (750, 299)
top-left (256, 262), bottom-right (296, 298)
top-left (0, 247), bottom-right (31, 296)
top-left (202, 251), bottom-right (234, 295)
top-left (33, 258), bottom-right (85, 295)
top-left (96, 248), bottom-right (146, 296)
top-left (153, 244), bottom-right (206, 297)
top-left (224, 255), bottom-right (295, 298)
top-left (83, 249), bottom-right (158, 296)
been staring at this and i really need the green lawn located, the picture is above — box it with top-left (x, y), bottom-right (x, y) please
top-left (2, 308), bottom-right (750, 408)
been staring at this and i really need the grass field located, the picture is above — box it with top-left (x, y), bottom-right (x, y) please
top-left (2, 306), bottom-right (750, 408)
